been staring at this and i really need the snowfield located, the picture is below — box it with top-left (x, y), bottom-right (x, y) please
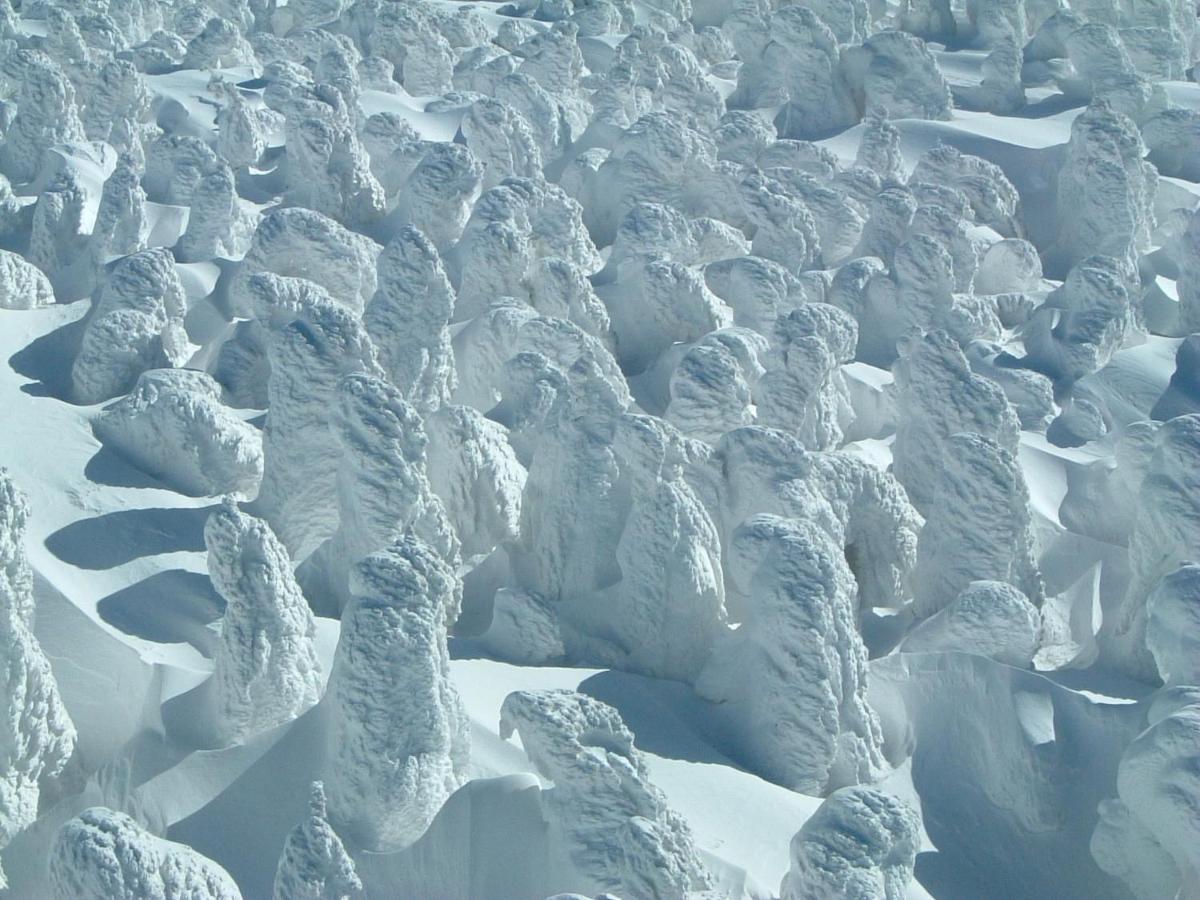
top-left (0, 0), bottom-right (1196, 898)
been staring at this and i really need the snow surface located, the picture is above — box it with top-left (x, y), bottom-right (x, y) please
top-left (0, 0), bottom-right (1196, 898)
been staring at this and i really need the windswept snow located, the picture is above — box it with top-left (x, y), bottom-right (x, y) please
top-left (0, 0), bottom-right (1197, 898)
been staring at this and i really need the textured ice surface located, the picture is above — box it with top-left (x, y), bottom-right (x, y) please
top-left (0, 0), bottom-right (1198, 898)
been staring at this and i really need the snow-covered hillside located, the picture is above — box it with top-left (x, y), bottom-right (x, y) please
top-left (0, 0), bottom-right (1197, 897)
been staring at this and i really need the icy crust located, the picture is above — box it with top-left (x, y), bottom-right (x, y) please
top-left (272, 782), bottom-right (361, 900)
top-left (779, 786), bottom-right (921, 900)
top-left (325, 536), bottom-right (469, 852)
top-left (695, 514), bottom-right (885, 795)
top-left (93, 369), bottom-right (262, 498)
top-left (204, 501), bottom-right (322, 746)
top-left (71, 249), bottom-right (189, 406)
top-left (499, 690), bottom-right (713, 899)
top-left (49, 808), bottom-right (241, 900)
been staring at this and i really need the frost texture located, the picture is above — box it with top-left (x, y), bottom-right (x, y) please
top-left (0, 472), bottom-right (75, 889)
top-left (71, 249), bottom-right (188, 405)
top-left (362, 225), bottom-right (457, 413)
top-left (230, 208), bottom-right (379, 318)
top-left (1111, 415), bottom-right (1200, 680)
top-left (93, 369), bottom-right (262, 498)
top-left (299, 373), bottom-right (458, 616)
top-left (779, 786), bottom-right (921, 900)
top-left (757, 303), bottom-right (857, 451)
top-left (254, 290), bottom-right (380, 562)
top-left (205, 500), bottom-right (322, 745)
top-left (325, 536), bottom-right (469, 852)
top-left (902, 580), bottom-right (1041, 667)
top-left (499, 689), bottom-right (712, 899)
top-left (0, 249), bottom-right (53, 309)
top-left (696, 514), bottom-right (885, 794)
top-left (49, 808), bottom-right (241, 900)
top-left (1094, 695), bottom-right (1200, 899)
top-left (272, 782), bottom-right (361, 900)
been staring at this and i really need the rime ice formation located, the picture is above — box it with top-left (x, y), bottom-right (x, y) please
top-left (1, 1), bottom-right (1199, 897)
top-left (602, 414), bottom-right (726, 681)
top-left (229, 208), bottom-right (380, 318)
top-left (452, 301), bottom-right (628, 414)
top-left (71, 248), bottom-right (189, 405)
top-left (0, 249), bottom-right (53, 309)
top-left (389, 143), bottom-right (484, 254)
top-left (28, 170), bottom-right (91, 301)
top-left (177, 163), bottom-right (255, 263)
top-left (779, 786), bottom-right (921, 900)
top-left (1146, 564), bottom-right (1200, 686)
top-left (1093, 696), bottom-right (1200, 899)
top-left (363, 225), bottom-right (457, 413)
top-left (729, 6), bottom-right (857, 140)
top-left (90, 154), bottom-right (149, 268)
top-left (908, 144), bottom-right (1022, 237)
top-left (1052, 99), bottom-right (1156, 274)
top-left (325, 536), bottom-right (468, 852)
top-left (891, 330), bottom-right (1021, 512)
top-left (499, 690), bottom-right (712, 899)
top-left (1022, 255), bottom-right (1140, 385)
top-left (1110, 415), bottom-right (1200, 680)
top-left (49, 808), bottom-right (241, 900)
top-left (92, 369), bottom-right (262, 498)
top-left (666, 327), bottom-right (768, 442)
top-left (204, 501), bottom-right (322, 745)
top-left (1154, 336), bottom-right (1200, 421)
top-left (299, 373), bottom-right (458, 616)
top-left (843, 31), bottom-right (954, 122)
top-left (254, 292), bottom-right (381, 563)
top-left (757, 303), bottom-right (857, 451)
top-left (272, 782), bottom-right (361, 900)
top-left (1176, 207), bottom-right (1200, 335)
top-left (424, 404), bottom-right (526, 561)
top-left (696, 514), bottom-right (885, 794)
top-left (0, 473), bottom-right (75, 888)
top-left (912, 431), bottom-right (1042, 619)
top-left (902, 580), bottom-right (1041, 667)
top-left (1, 55), bottom-right (84, 184)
